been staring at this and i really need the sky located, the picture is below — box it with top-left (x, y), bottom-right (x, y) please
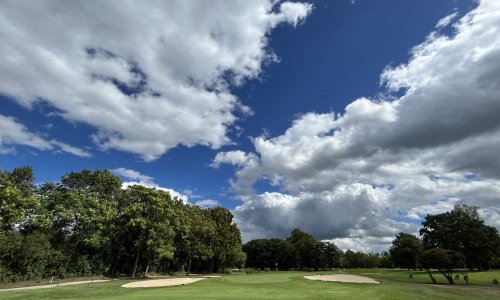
top-left (1, 0), bottom-right (500, 252)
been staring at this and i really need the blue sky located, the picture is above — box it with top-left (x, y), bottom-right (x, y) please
top-left (1, 0), bottom-right (500, 251)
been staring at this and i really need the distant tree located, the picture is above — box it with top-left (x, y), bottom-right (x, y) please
top-left (322, 241), bottom-right (342, 270)
top-left (419, 248), bottom-right (465, 284)
top-left (389, 233), bottom-right (422, 270)
top-left (343, 250), bottom-right (364, 268)
top-left (379, 251), bottom-right (393, 268)
top-left (420, 205), bottom-right (500, 270)
top-left (287, 229), bottom-right (316, 270)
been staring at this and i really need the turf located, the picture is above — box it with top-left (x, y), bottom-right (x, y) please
top-left (1, 269), bottom-right (499, 299)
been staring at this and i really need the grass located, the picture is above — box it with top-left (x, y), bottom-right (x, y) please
top-left (1, 269), bottom-right (499, 299)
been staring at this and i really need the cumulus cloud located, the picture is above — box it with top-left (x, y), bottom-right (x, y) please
top-left (0, 0), bottom-right (312, 161)
top-left (112, 167), bottom-right (188, 202)
top-left (194, 199), bottom-right (220, 208)
top-left (216, 0), bottom-right (500, 250)
top-left (0, 114), bottom-right (90, 157)
top-left (211, 150), bottom-right (257, 168)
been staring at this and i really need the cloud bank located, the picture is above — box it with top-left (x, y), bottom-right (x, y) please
top-left (215, 0), bottom-right (500, 250)
top-left (0, 0), bottom-right (312, 160)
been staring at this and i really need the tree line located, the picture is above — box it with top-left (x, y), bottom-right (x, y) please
top-left (389, 205), bottom-right (500, 284)
top-left (243, 229), bottom-right (392, 271)
top-left (243, 206), bottom-right (500, 283)
top-left (0, 166), bottom-right (245, 282)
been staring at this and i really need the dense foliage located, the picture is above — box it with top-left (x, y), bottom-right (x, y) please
top-left (389, 232), bottom-right (422, 270)
top-left (419, 248), bottom-right (465, 284)
top-left (420, 205), bottom-right (500, 270)
top-left (243, 229), bottom-right (387, 270)
top-left (0, 167), bottom-right (245, 282)
top-left (388, 205), bottom-right (500, 284)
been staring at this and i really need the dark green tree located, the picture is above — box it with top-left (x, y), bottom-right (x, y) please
top-left (420, 205), bottom-right (500, 270)
top-left (207, 207), bottom-right (245, 272)
top-left (287, 229), bottom-right (316, 270)
top-left (419, 248), bottom-right (465, 284)
top-left (389, 232), bottom-right (422, 270)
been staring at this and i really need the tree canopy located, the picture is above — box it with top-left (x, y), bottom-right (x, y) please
top-left (389, 232), bottom-right (422, 270)
top-left (0, 167), bottom-right (245, 282)
top-left (420, 205), bottom-right (500, 270)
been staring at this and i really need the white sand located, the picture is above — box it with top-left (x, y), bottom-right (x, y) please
top-left (304, 274), bottom-right (379, 284)
top-left (121, 277), bottom-right (206, 288)
top-left (0, 280), bottom-right (109, 292)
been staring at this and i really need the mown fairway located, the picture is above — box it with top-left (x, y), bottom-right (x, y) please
top-left (1, 269), bottom-right (499, 300)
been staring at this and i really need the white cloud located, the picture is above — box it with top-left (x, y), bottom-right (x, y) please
top-left (112, 167), bottom-right (188, 202)
top-left (0, 0), bottom-right (312, 161)
top-left (436, 12), bottom-right (458, 29)
top-left (194, 199), bottom-right (220, 208)
top-left (217, 0), bottom-right (500, 250)
top-left (0, 114), bottom-right (90, 157)
top-left (211, 150), bottom-right (257, 168)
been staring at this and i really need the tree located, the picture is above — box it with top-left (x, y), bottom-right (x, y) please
top-left (60, 169), bottom-right (122, 198)
top-left (173, 204), bottom-right (216, 274)
top-left (116, 186), bottom-right (176, 277)
top-left (8, 166), bottom-right (35, 197)
top-left (0, 167), bottom-right (38, 233)
top-left (207, 207), bottom-right (245, 272)
top-left (389, 233), bottom-right (422, 270)
top-left (420, 205), bottom-right (500, 270)
top-left (379, 251), bottom-right (393, 268)
top-left (287, 229), bottom-right (316, 270)
top-left (0, 166), bottom-right (248, 281)
top-left (322, 242), bottom-right (342, 270)
top-left (419, 248), bottom-right (465, 284)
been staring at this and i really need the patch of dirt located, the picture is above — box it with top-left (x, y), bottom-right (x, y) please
top-left (0, 280), bottom-right (109, 292)
top-left (121, 277), bottom-right (206, 288)
top-left (304, 274), bottom-right (379, 284)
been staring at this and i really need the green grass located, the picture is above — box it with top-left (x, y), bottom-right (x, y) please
top-left (1, 269), bottom-right (499, 299)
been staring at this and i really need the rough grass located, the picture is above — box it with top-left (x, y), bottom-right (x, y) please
top-left (1, 269), bottom-right (499, 299)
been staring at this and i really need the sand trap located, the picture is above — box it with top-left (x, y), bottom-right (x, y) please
top-left (201, 275), bottom-right (222, 278)
top-left (304, 274), bottom-right (379, 284)
top-left (0, 280), bottom-right (109, 292)
top-left (121, 277), bottom-right (206, 288)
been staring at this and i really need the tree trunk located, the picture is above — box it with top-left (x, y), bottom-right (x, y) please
top-left (144, 255), bottom-right (151, 277)
top-left (132, 249), bottom-right (140, 278)
top-left (440, 270), bottom-right (454, 284)
top-left (427, 270), bottom-right (436, 284)
top-left (187, 258), bottom-right (192, 275)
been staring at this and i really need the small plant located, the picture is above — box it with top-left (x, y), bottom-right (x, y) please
top-left (493, 278), bottom-right (498, 284)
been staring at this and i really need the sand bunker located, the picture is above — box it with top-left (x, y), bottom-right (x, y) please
top-left (121, 277), bottom-right (206, 288)
top-left (0, 280), bottom-right (109, 292)
top-left (304, 274), bottom-right (379, 284)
